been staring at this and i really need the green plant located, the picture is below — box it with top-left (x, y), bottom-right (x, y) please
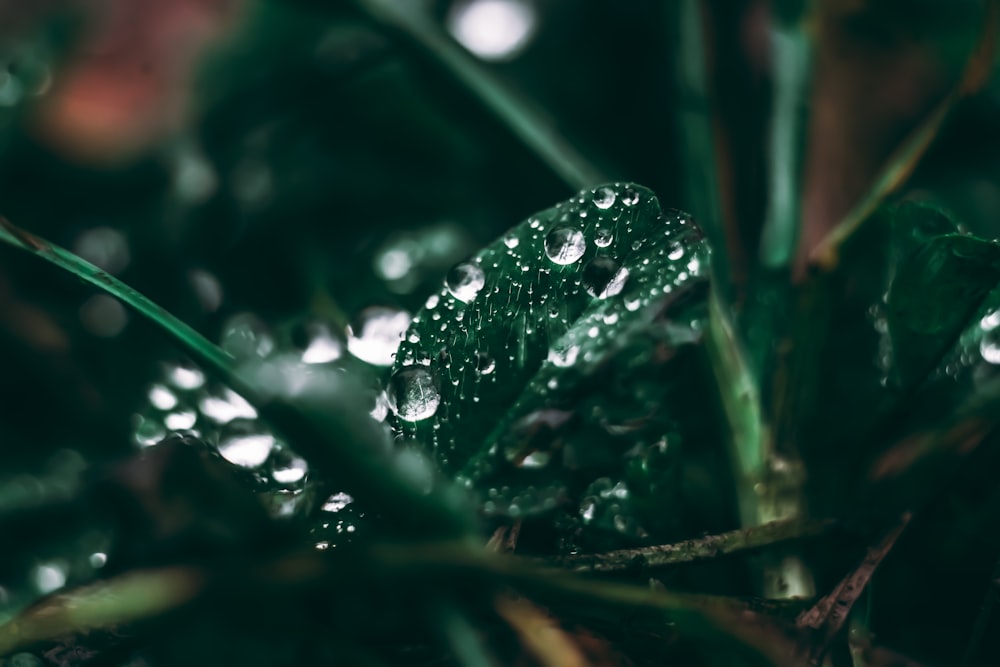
top-left (1, 1), bottom-right (1000, 665)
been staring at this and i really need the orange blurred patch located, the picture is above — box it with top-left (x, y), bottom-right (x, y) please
top-left (33, 0), bottom-right (244, 163)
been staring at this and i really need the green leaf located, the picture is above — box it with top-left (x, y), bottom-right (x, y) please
top-left (388, 183), bottom-right (711, 536)
top-left (886, 204), bottom-right (1000, 387)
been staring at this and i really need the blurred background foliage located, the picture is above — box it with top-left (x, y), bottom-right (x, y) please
top-left (3, 0), bottom-right (1000, 665)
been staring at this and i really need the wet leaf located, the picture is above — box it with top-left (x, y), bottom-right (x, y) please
top-left (887, 218), bottom-right (1000, 387)
top-left (389, 183), bottom-right (710, 539)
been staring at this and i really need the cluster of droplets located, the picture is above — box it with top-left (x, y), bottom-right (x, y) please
top-left (381, 183), bottom-right (705, 554)
top-left (132, 306), bottom-right (419, 545)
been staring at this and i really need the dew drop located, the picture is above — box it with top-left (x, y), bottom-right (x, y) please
top-left (148, 384), bottom-right (178, 411)
top-left (166, 361), bottom-right (205, 390)
top-left (218, 421), bottom-right (275, 468)
top-left (272, 456), bottom-right (308, 484)
top-left (544, 227), bottom-right (587, 265)
top-left (476, 353), bottom-right (496, 375)
top-left (322, 491), bottom-right (354, 513)
top-left (668, 244), bottom-right (685, 261)
top-left (503, 233), bottom-right (520, 249)
top-left (199, 387), bottom-right (257, 424)
top-left (346, 306), bottom-right (411, 366)
top-left (593, 186), bottom-right (616, 209)
top-left (389, 366), bottom-right (441, 421)
top-left (594, 228), bottom-right (613, 248)
top-left (446, 261), bottom-right (486, 303)
top-left (622, 188), bottom-right (640, 206)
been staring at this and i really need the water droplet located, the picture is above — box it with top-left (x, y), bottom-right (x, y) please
top-left (80, 294), bottom-right (128, 337)
top-left (580, 497), bottom-right (597, 522)
top-left (218, 421), bottom-right (275, 468)
top-left (389, 366), bottom-right (441, 421)
top-left (622, 188), bottom-right (640, 206)
top-left (519, 450), bottom-right (551, 468)
top-left (982, 310), bottom-right (1000, 332)
top-left (200, 387), bottom-right (257, 424)
top-left (446, 261), bottom-right (486, 303)
top-left (221, 313), bottom-right (274, 360)
top-left (74, 227), bottom-right (130, 274)
top-left (624, 297), bottom-right (641, 311)
top-left (593, 186), bottom-right (616, 209)
top-left (594, 228), bottom-right (613, 247)
top-left (346, 306), bottom-right (411, 366)
top-left (476, 353), bottom-right (496, 375)
top-left (981, 337), bottom-right (1000, 364)
top-left (148, 384), bottom-right (178, 411)
top-left (582, 257), bottom-right (629, 299)
top-left (370, 390), bottom-right (390, 421)
top-left (272, 456), bottom-right (308, 484)
top-left (503, 233), bottom-right (520, 249)
top-left (548, 345), bottom-right (579, 367)
top-left (166, 361), bottom-right (205, 390)
top-left (322, 491), bottom-right (354, 512)
top-left (668, 245), bottom-right (685, 261)
top-left (544, 227), bottom-right (587, 265)
top-left (164, 409), bottom-right (197, 431)
top-left (32, 562), bottom-right (66, 593)
top-left (89, 552), bottom-right (107, 568)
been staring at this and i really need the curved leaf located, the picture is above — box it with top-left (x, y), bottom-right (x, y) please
top-left (388, 183), bottom-right (711, 535)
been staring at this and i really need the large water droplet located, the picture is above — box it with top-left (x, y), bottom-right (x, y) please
top-left (199, 387), bottom-right (257, 424)
top-left (446, 261), bottom-right (486, 303)
top-left (346, 307), bottom-right (411, 366)
top-left (593, 186), bottom-right (616, 210)
top-left (503, 233), bottom-right (519, 249)
top-left (389, 366), bottom-right (441, 421)
top-left (322, 491), bottom-right (354, 512)
top-left (544, 227), bottom-right (586, 265)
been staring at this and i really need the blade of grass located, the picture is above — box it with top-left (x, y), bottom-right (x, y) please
top-left (674, 0), bottom-right (743, 298)
top-left (547, 517), bottom-right (834, 574)
top-left (351, 0), bottom-right (607, 191)
top-left (0, 215), bottom-right (473, 539)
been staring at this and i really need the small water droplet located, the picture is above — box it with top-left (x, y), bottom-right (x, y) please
top-left (519, 450), bottom-right (551, 468)
top-left (594, 228), bottom-right (613, 247)
top-left (389, 366), bottom-right (441, 421)
top-left (476, 353), bottom-right (496, 375)
top-left (32, 562), bottom-right (66, 594)
top-left (200, 387), bottom-right (257, 424)
top-left (593, 186), bottom-right (616, 209)
top-left (668, 245), bottom-right (685, 261)
top-left (164, 409), bottom-right (197, 431)
top-left (221, 313), bottom-right (275, 360)
top-left (272, 456), bottom-right (308, 484)
top-left (148, 384), bottom-right (178, 410)
top-left (548, 345), bottom-right (579, 367)
top-left (624, 297), bottom-right (641, 311)
top-left (544, 227), bottom-right (587, 265)
top-left (346, 306), bottom-right (411, 366)
top-left (218, 421), bottom-right (275, 468)
top-left (503, 233), bottom-right (520, 249)
top-left (622, 188), bottom-right (640, 206)
top-left (321, 491), bottom-right (354, 513)
top-left (446, 261), bottom-right (486, 302)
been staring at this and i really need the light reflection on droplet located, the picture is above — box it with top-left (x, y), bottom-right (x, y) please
top-left (347, 307), bottom-right (411, 366)
top-left (148, 384), bottom-right (178, 411)
top-left (301, 329), bottom-right (343, 364)
top-left (199, 388), bottom-right (257, 424)
top-left (544, 227), bottom-right (586, 265)
top-left (164, 409), bottom-right (197, 430)
top-left (446, 0), bottom-right (538, 62)
top-left (389, 366), bottom-right (441, 421)
top-left (322, 491), bottom-right (354, 513)
top-left (32, 562), bottom-right (66, 594)
top-left (167, 361), bottom-right (206, 390)
top-left (218, 430), bottom-right (275, 468)
top-left (272, 456), bottom-right (308, 484)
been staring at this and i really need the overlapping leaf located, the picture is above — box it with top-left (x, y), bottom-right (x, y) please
top-left (388, 183), bottom-right (712, 542)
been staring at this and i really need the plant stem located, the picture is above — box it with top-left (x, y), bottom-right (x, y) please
top-left (548, 518), bottom-right (833, 574)
top-left (351, 0), bottom-right (607, 191)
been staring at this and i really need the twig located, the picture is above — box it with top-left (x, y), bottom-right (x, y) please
top-left (960, 553), bottom-right (1000, 667)
top-left (547, 518), bottom-right (834, 574)
top-left (796, 513), bottom-right (911, 664)
top-left (352, 0), bottom-right (607, 191)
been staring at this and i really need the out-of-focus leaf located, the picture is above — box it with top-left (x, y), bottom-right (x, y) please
top-left (389, 183), bottom-right (710, 543)
top-left (886, 223), bottom-right (1000, 387)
